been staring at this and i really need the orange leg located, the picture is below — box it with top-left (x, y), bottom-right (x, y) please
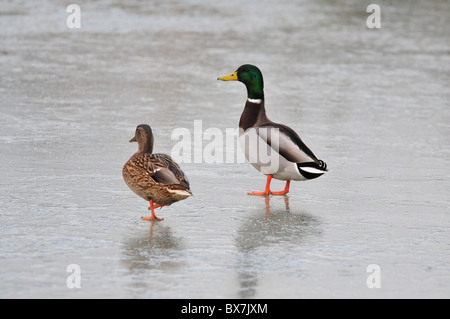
top-left (150, 202), bottom-right (167, 209)
top-left (248, 175), bottom-right (273, 196)
top-left (271, 180), bottom-right (290, 195)
top-left (142, 200), bottom-right (164, 221)
top-left (248, 175), bottom-right (291, 196)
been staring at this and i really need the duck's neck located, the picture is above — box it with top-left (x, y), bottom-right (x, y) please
top-left (138, 138), bottom-right (154, 154)
top-left (245, 79), bottom-right (264, 101)
top-left (239, 99), bottom-right (270, 131)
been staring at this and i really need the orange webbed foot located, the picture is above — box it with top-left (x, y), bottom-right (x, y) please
top-left (248, 177), bottom-right (290, 196)
top-left (141, 215), bottom-right (164, 221)
top-left (142, 200), bottom-right (164, 221)
top-left (248, 190), bottom-right (271, 196)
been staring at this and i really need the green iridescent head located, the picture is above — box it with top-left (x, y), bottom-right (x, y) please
top-left (218, 64), bottom-right (264, 100)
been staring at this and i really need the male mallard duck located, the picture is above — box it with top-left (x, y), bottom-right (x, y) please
top-left (122, 124), bottom-right (192, 221)
top-left (218, 64), bottom-right (327, 195)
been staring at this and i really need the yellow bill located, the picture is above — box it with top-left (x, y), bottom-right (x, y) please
top-left (217, 71), bottom-right (238, 81)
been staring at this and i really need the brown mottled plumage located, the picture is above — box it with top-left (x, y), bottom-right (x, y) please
top-left (123, 124), bottom-right (192, 221)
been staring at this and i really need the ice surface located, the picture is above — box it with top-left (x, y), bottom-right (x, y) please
top-left (0, 0), bottom-right (449, 298)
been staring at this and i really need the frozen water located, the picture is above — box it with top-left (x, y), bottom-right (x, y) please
top-left (0, 0), bottom-right (449, 298)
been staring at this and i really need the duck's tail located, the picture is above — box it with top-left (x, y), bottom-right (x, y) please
top-left (318, 159), bottom-right (328, 171)
top-left (296, 159), bottom-right (328, 180)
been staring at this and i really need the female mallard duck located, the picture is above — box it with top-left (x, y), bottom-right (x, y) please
top-left (122, 124), bottom-right (192, 221)
top-left (218, 64), bottom-right (327, 195)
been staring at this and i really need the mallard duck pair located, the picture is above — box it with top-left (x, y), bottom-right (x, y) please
top-left (123, 64), bottom-right (327, 221)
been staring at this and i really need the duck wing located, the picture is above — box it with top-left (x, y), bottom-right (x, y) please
top-left (150, 154), bottom-right (191, 189)
top-left (257, 122), bottom-right (319, 164)
top-left (257, 122), bottom-right (327, 178)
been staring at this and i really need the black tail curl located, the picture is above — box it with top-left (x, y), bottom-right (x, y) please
top-left (319, 159), bottom-right (328, 171)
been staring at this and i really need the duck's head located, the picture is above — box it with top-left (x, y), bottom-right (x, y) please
top-left (129, 124), bottom-right (154, 153)
top-left (218, 64), bottom-right (264, 100)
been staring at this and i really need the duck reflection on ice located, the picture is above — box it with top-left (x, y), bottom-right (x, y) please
top-left (262, 194), bottom-right (290, 218)
top-left (121, 222), bottom-right (184, 275)
top-left (235, 195), bottom-right (322, 298)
